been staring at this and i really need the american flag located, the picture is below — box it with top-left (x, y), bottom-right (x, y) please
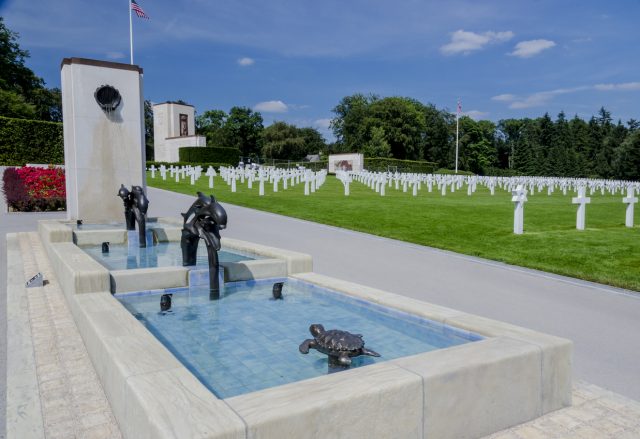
top-left (131, 0), bottom-right (149, 19)
top-left (457, 99), bottom-right (462, 115)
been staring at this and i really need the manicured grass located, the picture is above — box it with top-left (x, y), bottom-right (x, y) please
top-left (149, 173), bottom-right (640, 291)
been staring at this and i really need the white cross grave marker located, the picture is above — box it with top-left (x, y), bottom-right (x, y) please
top-left (572, 186), bottom-right (591, 230)
top-left (511, 185), bottom-right (528, 235)
top-left (623, 187), bottom-right (638, 227)
top-left (206, 166), bottom-right (215, 189)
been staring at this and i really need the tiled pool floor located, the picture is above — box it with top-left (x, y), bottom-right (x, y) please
top-left (117, 278), bottom-right (481, 399)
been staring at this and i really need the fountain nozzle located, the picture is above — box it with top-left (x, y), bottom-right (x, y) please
top-left (272, 282), bottom-right (284, 300)
top-left (160, 294), bottom-right (172, 312)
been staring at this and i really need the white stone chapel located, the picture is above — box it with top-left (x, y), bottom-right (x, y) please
top-left (153, 102), bottom-right (206, 162)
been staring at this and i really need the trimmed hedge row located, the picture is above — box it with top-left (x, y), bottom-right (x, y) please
top-left (433, 168), bottom-right (475, 175)
top-left (363, 157), bottom-right (438, 173)
top-left (178, 147), bottom-right (241, 165)
top-left (0, 116), bottom-right (64, 165)
top-left (299, 161), bottom-right (328, 171)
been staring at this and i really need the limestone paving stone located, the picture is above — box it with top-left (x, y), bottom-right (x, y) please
top-left (483, 381), bottom-right (640, 439)
top-left (16, 232), bottom-right (122, 439)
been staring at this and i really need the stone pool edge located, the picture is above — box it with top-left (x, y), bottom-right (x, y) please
top-left (33, 219), bottom-right (572, 439)
top-left (37, 218), bottom-right (313, 294)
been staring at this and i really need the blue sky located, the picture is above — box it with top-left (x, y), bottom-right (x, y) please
top-left (2, 0), bottom-right (639, 141)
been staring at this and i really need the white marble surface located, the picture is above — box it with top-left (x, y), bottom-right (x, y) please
top-left (394, 337), bottom-right (542, 439)
top-left (110, 267), bottom-right (189, 293)
top-left (61, 59), bottom-right (146, 222)
top-left (125, 368), bottom-right (245, 439)
top-left (446, 313), bottom-right (573, 413)
top-left (227, 362), bottom-right (423, 439)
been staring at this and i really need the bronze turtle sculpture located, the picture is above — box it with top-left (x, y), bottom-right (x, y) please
top-left (299, 323), bottom-right (380, 366)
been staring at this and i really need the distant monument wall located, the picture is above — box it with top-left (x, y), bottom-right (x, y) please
top-left (61, 58), bottom-right (146, 222)
top-left (153, 102), bottom-right (206, 163)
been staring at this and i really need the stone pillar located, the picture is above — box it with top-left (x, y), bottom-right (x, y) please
top-left (61, 58), bottom-right (146, 222)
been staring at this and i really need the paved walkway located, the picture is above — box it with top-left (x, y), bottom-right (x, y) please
top-left (147, 186), bottom-right (640, 402)
top-left (0, 167), bottom-right (65, 438)
top-left (485, 382), bottom-right (640, 438)
top-left (11, 232), bottom-right (121, 438)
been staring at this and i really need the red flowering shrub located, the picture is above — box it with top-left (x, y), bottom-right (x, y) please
top-left (2, 166), bottom-right (66, 212)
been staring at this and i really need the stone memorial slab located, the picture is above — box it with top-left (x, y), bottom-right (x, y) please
top-left (61, 58), bottom-right (146, 222)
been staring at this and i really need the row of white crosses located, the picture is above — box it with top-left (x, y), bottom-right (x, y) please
top-left (343, 170), bottom-right (639, 234)
top-left (217, 166), bottom-right (327, 197)
top-left (148, 164), bottom-right (207, 186)
top-left (148, 163), bottom-right (328, 196)
top-left (147, 165), bottom-right (638, 233)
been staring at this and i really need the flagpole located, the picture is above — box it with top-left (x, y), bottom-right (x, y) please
top-left (455, 99), bottom-right (459, 174)
top-left (129, 0), bottom-right (134, 64)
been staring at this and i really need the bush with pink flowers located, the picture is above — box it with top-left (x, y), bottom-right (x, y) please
top-left (2, 166), bottom-right (66, 211)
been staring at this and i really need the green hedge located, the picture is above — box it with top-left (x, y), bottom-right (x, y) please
top-left (178, 147), bottom-right (241, 165)
top-left (363, 158), bottom-right (438, 174)
top-left (299, 161), bottom-right (328, 171)
top-left (433, 168), bottom-right (475, 175)
top-left (0, 116), bottom-right (64, 165)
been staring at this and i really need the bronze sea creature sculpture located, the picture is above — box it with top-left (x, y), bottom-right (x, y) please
top-left (181, 192), bottom-right (227, 299)
top-left (117, 184), bottom-right (149, 247)
top-left (299, 324), bottom-right (380, 367)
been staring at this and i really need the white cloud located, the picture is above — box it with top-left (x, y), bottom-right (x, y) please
top-left (254, 100), bottom-right (288, 113)
top-left (464, 110), bottom-right (488, 120)
top-left (593, 82), bottom-right (640, 91)
top-left (493, 81), bottom-right (640, 109)
top-left (314, 118), bottom-right (332, 129)
top-left (507, 87), bottom-right (586, 109)
top-left (440, 30), bottom-right (514, 55)
top-left (509, 39), bottom-right (556, 58)
top-left (106, 51), bottom-right (125, 60)
top-left (491, 94), bottom-right (517, 102)
top-left (237, 57), bottom-right (255, 66)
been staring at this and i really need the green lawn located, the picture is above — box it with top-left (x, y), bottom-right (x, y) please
top-left (149, 172), bottom-right (640, 291)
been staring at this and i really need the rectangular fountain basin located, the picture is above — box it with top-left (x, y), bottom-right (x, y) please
top-left (116, 277), bottom-right (482, 398)
top-left (82, 240), bottom-right (261, 271)
top-left (34, 218), bottom-right (573, 439)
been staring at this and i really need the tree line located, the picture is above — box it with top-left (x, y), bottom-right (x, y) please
top-left (196, 109), bottom-right (325, 161)
top-left (330, 93), bottom-right (640, 180)
top-left (0, 18), bottom-right (61, 122)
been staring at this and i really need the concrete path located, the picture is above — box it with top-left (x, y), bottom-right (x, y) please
top-left (147, 186), bottom-right (640, 402)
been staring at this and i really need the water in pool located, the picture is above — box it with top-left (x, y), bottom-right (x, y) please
top-left (71, 221), bottom-right (177, 230)
top-left (82, 241), bottom-right (259, 270)
top-left (117, 278), bottom-right (482, 399)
